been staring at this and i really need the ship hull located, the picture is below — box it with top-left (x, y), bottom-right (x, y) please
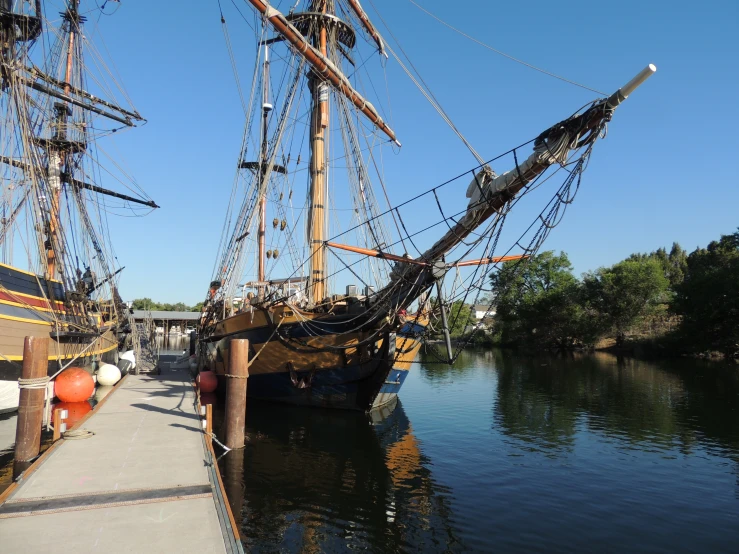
top-left (201, 307), bottom-right (427, 411)
top-left (371, 322), bottom-right (425, 409)
top-left (0, 262), bottom-right (119, 412)
top-left (202, 306), bottom-right (398, 411)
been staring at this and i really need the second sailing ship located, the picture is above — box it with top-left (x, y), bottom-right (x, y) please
top-left (0, 0), bottom-right (156, 412)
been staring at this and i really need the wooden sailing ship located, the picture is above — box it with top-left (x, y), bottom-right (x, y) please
top-left (198, 0), bottom-right (654, 411)
top-left (0, 1), bottom-right (156, 412)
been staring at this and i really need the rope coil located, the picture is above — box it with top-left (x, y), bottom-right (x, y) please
top-left (62, 429), bottom-right (95, 440)
top-left (18, 376), bottom-right (50, 390)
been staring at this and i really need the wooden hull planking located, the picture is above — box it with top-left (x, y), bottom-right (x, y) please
top-left (202, 307), bottom-right (426, 411)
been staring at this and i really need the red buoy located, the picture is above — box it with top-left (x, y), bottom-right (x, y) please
top-left (55, 367), bottom-right (95, 402)
top-left (196, 370), bottom-right (218, 393)
top-left (53, 401), bottom-right (92, 427)
top-left (200, 392), bottom-right (217, 405)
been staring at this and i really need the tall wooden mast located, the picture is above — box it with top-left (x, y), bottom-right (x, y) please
top-left (242, 0), bottom-right (398, 304)
top-left (258, 44), bottom-right (271, 295)
top-left (307, 0), bottom-right (331, 304)
top-left (47, 0), bottom-right (81, 279)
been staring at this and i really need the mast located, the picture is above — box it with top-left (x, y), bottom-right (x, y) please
top-left (46, 0), bottom-right (80, 280)
top-left (307, 0), bottom-right (331, 304)
top-left (243, 0), bottom-right (399, 145)
top-left (241, 0), bottom-right (398, 305)
top-left (258, 44), bottom-right (271, 296)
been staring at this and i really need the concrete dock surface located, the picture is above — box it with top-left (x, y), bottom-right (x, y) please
top-left (0, 369), bottom-right (241, 553)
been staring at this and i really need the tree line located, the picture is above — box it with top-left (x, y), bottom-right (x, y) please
top-left (483, 229), bottom-right (739, 358)
top-left (130, 298), bottom-right (204, 312)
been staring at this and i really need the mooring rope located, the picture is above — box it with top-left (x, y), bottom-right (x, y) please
top-left (18, 376), bottom-right (50, 390)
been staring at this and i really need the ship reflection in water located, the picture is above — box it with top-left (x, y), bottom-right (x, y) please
top-left (217, 348), bottom-right (739, 553)
top-left (218, 400), bottom-right (462, 553)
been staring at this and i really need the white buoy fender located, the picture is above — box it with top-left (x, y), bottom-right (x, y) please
top-left (97, 363), bottom-right (122, 386)
top-left (120, 350), bottom-right (136, 369)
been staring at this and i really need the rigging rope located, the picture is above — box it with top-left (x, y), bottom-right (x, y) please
top-left (365, 0), bottom-right (487, 167)
top-left (406, 0), bottom-right (606, 95)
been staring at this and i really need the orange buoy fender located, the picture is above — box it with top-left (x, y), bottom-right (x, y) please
top-left (53, 400), bottom-right (92, 427)
top-left (55, 367), bottom-right (95, 402)
top-left (197, 371), bottom-right (218, 393)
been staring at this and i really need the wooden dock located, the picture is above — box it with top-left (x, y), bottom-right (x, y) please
top-left (0, 366), bottom-right (243, 554)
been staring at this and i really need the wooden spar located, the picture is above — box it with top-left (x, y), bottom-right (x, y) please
top-left (65, 175), bottom-right (159, 208)
top-left (21, 78), bottom-right (133, 126)
top-left (308, 0), bottom-right (330, 304)
top-left (327, 241), bottom-right (429, 266)
top-left (345, 0), bottom-right (386, 56)
top-left (258, 44), bottom-right (270, 291)
top-left (0, 156), bottom-right (158, 208)
top-left (452, 255), bottom-right (528, 267)
top-left (379, 64), bottom-right (656, 311)
top-left (327, 242), bottom-right (527, 267)
top-left (27, 65), bottom-right (143, 120)
top-left (244, 0), bottom-right (400, 146)
top-left (63, 6), bottom-right (76, 95)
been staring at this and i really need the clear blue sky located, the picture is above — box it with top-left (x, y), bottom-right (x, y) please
top-left (87, 0), bottom-right (738, 304)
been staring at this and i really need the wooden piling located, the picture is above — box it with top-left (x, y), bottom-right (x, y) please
top-left (224, 339), bottom-right (249, 449)
top-left (13, 336), bottom-right (49, 478)
top-left (52, 408), bottom-right (63, 442)
top-left (189, 331), bottom-right (196, 356)
top-left (205, 403), bottom-right (213, 443)
top-left (223, 448), bottom-right (245, 523)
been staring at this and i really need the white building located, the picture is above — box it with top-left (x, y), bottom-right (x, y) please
top-left (473, 305), bottom-right (496, 321)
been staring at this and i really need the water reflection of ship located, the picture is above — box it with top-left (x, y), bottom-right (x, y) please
top-left (220, 400), bottom-right (463, 553)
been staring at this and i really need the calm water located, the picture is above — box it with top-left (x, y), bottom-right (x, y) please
top-left (218, 349), bottom-right (739, 553)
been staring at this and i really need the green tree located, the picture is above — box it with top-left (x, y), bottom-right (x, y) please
top-left (673, 230), bottom-right (739, 356)
top-left (132, 297), bottom-right (158, 310)
top-left (447, 300), bottom-right (474, 337)
top-left (582, 258), bottom-right (669, 345)
top-left (666, 242), bottom-right (688, 288)
top-left (131, 298), bottom-right (201, 312)
top-left (627, 242), bottom-right (687, 289)
top-left (491, 251), bottom-right (588, 348)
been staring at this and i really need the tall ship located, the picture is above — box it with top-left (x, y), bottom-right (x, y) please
top-left (198, 0), bottom-right (654, 411)
top-left (0, 0), bottom-right (156, 412)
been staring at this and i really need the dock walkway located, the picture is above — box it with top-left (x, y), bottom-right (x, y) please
top-left (0, 367), bottom-right (242, 554)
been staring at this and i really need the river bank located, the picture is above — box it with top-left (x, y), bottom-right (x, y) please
top-left (451, 332), bottom-right (739, 362)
